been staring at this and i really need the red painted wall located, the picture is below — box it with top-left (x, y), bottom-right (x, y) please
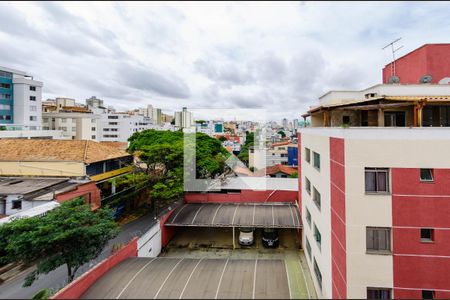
top-left (160, 208), bottom-right (178, 248)
top-left (52, 238), bottom-right (138, 299)
top-left (392, 168), bottom-right (450, 297)
top-left (382, 44), bottom-right (450, 84)
top-left (184, 190), bottom-right (298, 204)
top-left (330, 137), bottom-right (347, 299)
top-left (55, 182), bottom-right (101, 210)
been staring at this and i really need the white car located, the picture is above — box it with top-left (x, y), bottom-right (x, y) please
top-left (238, 227), bottom-right (254, 246)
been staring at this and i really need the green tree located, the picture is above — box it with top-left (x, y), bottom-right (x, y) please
top-left (289, 171), bottom-right (298, 178)
top-left (218, 136), bottom-right (227, 142)
top-left (0, 198), bottom-right (119, 286)
top-left (277, 130), bottom-right (286, 138)
top-left (238, 131), bottom-right (254, 166)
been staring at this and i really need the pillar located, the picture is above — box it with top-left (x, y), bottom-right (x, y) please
top-left (377, 108), bottom-right (385, 127)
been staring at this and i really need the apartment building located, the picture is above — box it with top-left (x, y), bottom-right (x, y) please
top-left (174, 107), bottom-right (193, 128)
top-left (250, 141), bottom-right (298, 169)
top-left (42, 98), bottom-right (100, 140)
top-left (299, 44), bottom-right (450, 299)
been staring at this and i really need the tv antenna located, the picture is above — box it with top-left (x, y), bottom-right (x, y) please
top-left (382, 38), bottom-right (403, 79)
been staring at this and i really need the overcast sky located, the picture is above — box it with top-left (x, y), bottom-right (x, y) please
top-left (0, 1), bottom-right (449, 121)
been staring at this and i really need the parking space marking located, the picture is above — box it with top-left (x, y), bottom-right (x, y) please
top-left (252, 259), bottom-right (258, 299)
top-left (292, 205), bottom-right (300, 227)
top-left (214, 258), bottom-right (229, 299)
top-left (153, 258), bottom-right (184, 299)
top-left (116, 258), bottom-right (156, 299)
top-left (211, 204), bottom-right (222, 224)
top-left (191, 204), bottom-right (205, 224)
top-left (179, 258), bottom-right (204, 299)
top-left (284, 260), bottom-right (292, 299)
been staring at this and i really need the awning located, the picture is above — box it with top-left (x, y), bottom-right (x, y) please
top-left (165, 203), bottom-right (302, 228)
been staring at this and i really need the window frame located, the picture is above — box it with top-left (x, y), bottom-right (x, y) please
top-left (11, 200), bottom-right (22, 210)
top-left (306, 208), bottom-right (312, 227)
top-left (313, 187), bottom-right (321, 211)
top-left (366, 227), bottom-right (392, 254)
top-left (365, 168), bottom-right (390, 194)
top-left (313, 151), bottom-right (320, 171)
top-left (314, 223), bottom-right (321, 250)
top-left (305, 177), bottom-right (311, 195)
top-left (305, 147), bottom-right (311, 163)
top-left (313, 258), bottom-right (322, 290)
top-left (367, 287), bottom-right (392, 299)
top-left (420, 169), bottom-right (434, 182)
top-left (422, 290), bottom-right (435, 299)
top-left (420, 228), bottom-right (434, 243)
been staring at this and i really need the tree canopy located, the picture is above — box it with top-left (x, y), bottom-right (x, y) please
top-left (0, 198), bottom-right (119, 286)
top-left (238, 131), bottom-right (254, 166)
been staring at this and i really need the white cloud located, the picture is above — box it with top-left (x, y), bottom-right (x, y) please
top-left (0, 1), bottom-right (449, 121)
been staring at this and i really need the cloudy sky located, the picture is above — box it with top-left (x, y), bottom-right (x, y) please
top-left (0, 1), bottom-right (449, 121)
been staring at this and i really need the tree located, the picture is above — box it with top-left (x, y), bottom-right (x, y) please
top-left (0, 198), bottom-right (119, 287)
top-left (218, 136), bottom-right (227, 142)
top-left (238, 132), bottom-right (254, 166)
top-left (277, 130), bottom-right (286, 138)
top-left (289, 171), bottom-right (298, 178)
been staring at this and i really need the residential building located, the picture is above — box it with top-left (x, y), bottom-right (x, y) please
top-left (250, 141), bottom-right (298, 169)
top-left (0, 139), bottom-right (133, 181)
top-left (174, 107), bottom-right (193, 128)
top-left (299, 44), bottom-right (450, 299)
top-left (153, 108), bottom-right (162, 125)
top-left (42, 98), bottom-right (100, 140)
top-left (254, 164), bottom-right (297, 178)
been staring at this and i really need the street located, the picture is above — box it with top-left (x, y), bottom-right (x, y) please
top-left (0, 212), bottom-right (157, 299)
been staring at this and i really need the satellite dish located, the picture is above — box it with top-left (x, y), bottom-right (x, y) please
top-left (388, 75), bottom-right (400, 84)
top-left (419, 75), bottom-right (433, 84)
top-left (438, 77), bottom-right (450, 85)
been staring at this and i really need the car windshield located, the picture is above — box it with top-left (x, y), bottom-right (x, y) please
top-left (239, 227), bottom-right (254, 233)
top-left (263, 228), bottom-right (278, 239)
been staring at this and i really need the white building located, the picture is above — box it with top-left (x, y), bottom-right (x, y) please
top-left (175, 107), bottom-right (193, 128)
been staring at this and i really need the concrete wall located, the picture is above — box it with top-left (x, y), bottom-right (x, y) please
top-left (4, 195), bottom-right (50, 215)
top-left (52, 238), bottom-right (138, 299)
top-left (137, 221), bottom-right (161, 257)
top-left (0, 161), bottom-right (85, 177)
top-left (160, 209), bottom-right (178, 248)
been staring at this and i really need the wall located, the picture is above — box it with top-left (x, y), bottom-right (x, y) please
top-left (52, 238), bottom-right (138, 299)
top-left (184, 190), bottom-right (298, 204)
top-left (12, 77), bottom-right (43, 128)
top-left (55, 182), bottom-right (101, 210)
top-left (382, 44), bottom-right (450, 84)
top-left (392, 168), bottom-right (450, 298)
top-left (0, 161), bottom-right (85, 177)
top-left (137, 221), bottom-right (161, 257)
top-left (4, 195), bottom-right (50, 216)
top-left (330, 138), bottom-right (347, 299)
top-left (160, 208), bottom-right (178, 248)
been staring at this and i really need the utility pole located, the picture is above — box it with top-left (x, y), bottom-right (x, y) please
top-left (382, 38), bottom-right (403, 79)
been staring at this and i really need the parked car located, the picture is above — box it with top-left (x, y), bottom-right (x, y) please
top-left (238, 227), bottom-right (254, 246)
top-left (262, 228), bottom-right (279, 248)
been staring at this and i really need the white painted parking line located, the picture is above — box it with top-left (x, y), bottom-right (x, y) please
top-left (116, 258), bottom-right (156, 299)
top-left (284, 260), bottom-right (292, 300)
top-left (179, 258), bottom-right (204, 299)
top-left (214, 258), bottom-right (229, 299)
top-left (231, 204), bottom-right (239, 225)
top-left (293, 204), bottom-right (300, 227)
top-left (191, 204), bottom-right (205, 224)
top-left (171, 204), bottom-right (187, 223)
top-left (153, 258), bottom-right (184, 299)
top-left (288, 205), bottom-right (296, 227)
top-left (252, 259), bottom-right (258, 299)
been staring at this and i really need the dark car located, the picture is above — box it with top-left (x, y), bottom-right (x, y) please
top-left (262, 228), bottom-right (279, 248)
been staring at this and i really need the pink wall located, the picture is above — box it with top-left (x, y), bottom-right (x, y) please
top-left (392, 168), bottom-right (450, 297)
top-left (184, 190), bottom-right (298, 204)
top-left (382, 44), bottom-right (450, 84)
top-left (297, 132), bottom-right (302, 208)
top-left (52, 238), bottom-right (138, 299)
top-left (160, 209), bottom-right (178, 248)
top-left (330, 137), bottom-right (347, 299)
top-left (55, 182), bottom-right (101, 210)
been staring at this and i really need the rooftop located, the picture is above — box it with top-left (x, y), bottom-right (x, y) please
top-left (0, 140), bottom-right (131, 164)
top-left (0, 177), bottom-right (69, 195)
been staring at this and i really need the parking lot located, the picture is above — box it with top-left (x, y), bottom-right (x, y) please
top-left (82, 226), bottom-right (316, 299)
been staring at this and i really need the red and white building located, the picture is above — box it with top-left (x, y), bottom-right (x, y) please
top-left (300, 44), bottom-right (450, 299)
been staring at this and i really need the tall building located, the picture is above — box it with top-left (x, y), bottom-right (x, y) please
top-left (299, 45), bottom-right (450, 299)
top-left (0, 66), bottom-right (43, 129)
top-left (153, 108), bottom-right (162, 126)
top-left (146, 104), bottom-right (153, 119)
top-left (174, 107), bottom-right (193, 128)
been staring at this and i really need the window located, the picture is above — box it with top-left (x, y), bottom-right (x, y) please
top-left (367, 288), bottom-right (391, 299)
top-left (421, 228), bottom-right (434, 242)
top-left (0, 70), bottom-right (12, 79)
top-left (0, 93), bottom-right (11, 99)
top-left (92, 135), bottom-right (96, 140)
top-left (91, 119), bottom-right (96, 123)
top-left (72, 127), bottom-right (76, 132)
top-left (0, 115), bottom-right (11, 120)
top-left (0, 104), bottom-right (11, 110)
top-left (305, 237), bottom-right (312, 259)
top-left (314, 224), bottom-right (321, 249)
top-left (11, 200), bottom-right (22, 210)
top-left (103, 128), bottom-right (110, 131)
top-left (305, 177), bottom-right (311, 195)
top-left (29, 86), bottom-right (36, 91)
top-left (420, 169), bottom-right (434, 182)
top-left (365, 168), bottom-right (389, 193)
top-left (91, 127), bottom-right (96, 131)
top-left (30, 105), bottom-right (37, 112)
top-left (61, 119), bottom-right (67, 123)
top-left (313, 259), bottom-right (322, 290)
top-left (43, 126), bottom-right (49, 130)
top-left (313, 152), bottom-right (320, 170)
top-left (305, 148), bottom-right (311, 163)
top-left (29, 116), bottom-right (37, 121)
top-left (29, 96), bottom-right (36, 101)
top-left (313, 187), bottom-right (321, 210)
top-left (0, 83), bottom-right (11, 89)
top-left (306, 208), bottom-right (312, 227)
top-left (343, 115), bottom-right (350, 125)
top-left (111, 128), bottom-right (118, 132)
top-left (108, 115), bottom-right (119, 119)
top-left (366, 227), bottom-right (391, 253)
top-left (422, 290), bottom-right (435, 299)
top-left (109, 122), bottom-right (118, 125)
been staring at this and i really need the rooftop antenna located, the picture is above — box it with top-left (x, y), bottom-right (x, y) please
top-left (382, 38), bottom-right (403, 79)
